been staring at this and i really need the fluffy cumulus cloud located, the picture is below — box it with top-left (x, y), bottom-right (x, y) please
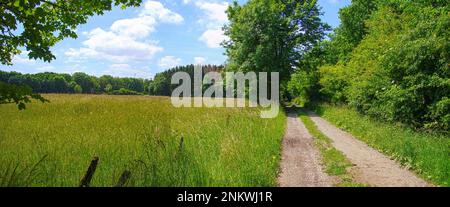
top-left (12, 51), bottom-right (35, 65)
top-left (140, 1), bottom-right (184, 24)
top-left (158, 56), bottom-right (182, 69)
top-left (110, 16), bottom-right (157, 39)
top-left (195, 1), bottom-right (229, 28)
top-left (65, 1), bottom-right (183, 63)
top-left (184, 0), bottom-right (229, 48)
top-left (66, 28), bottom-right (164, 62)
top-left (199, 29), bottom-right (227, 48)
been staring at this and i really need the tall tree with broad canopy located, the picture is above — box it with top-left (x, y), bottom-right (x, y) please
top-left (223, 0), bottom-right (329, 82)
top-left (0, 0), bottom-right (142, 109)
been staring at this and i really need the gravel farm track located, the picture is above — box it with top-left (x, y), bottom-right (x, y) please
top-left (278, 111), bottom-right (431, 187)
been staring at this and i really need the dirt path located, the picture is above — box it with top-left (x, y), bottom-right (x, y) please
top-left (278, 112), bottom-right (333, 187)
top-left (307, 111), bottom-right (431, 187)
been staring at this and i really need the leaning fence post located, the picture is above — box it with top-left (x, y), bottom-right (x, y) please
top-left (79, 156), bottom-right (99, 187)
top-left (115, 170), bottom-right (131, 187)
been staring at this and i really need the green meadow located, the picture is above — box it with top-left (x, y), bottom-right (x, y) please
top-left (0, 94), bottom-right (286, 187)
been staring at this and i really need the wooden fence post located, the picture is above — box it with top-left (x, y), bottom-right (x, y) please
top-left (79, 156), bottom-right (99, 187)
top-left (115, 170), bottom-right (131, 187)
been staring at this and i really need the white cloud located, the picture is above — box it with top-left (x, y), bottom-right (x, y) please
top-left (110, 16), bottom-right (157, 39)
top-left (12, 51), bottom-right (35, 65)
top-left (65, 0), bottom-right (182, 63)
top-left (140, 1), bottom-right (184, 24)
top-left (195, 1), bottom-right (229, 28)
top-left (158, 56), bottom-right (182, 68)
top-left (103, 64), bottom-right (153, 78)
top-left (193, 1), bottom-right (230, 48)
top-left (194, 56), bottom-right (206, 65)
top-left (13, 56), bottom-right (35, 65)
top-left (109, 1), bottom-right (183, 39)
top-left (65, 28), bottom-right (163, 63)
top-left (199, 28), bottom-right (228, 48)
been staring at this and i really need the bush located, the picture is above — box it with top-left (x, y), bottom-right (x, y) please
top-left (318, 2), bottom-right (450, 131)
top-left (110, 88), bottom-right (142, 95)
top-left (73, 84), bottom-right (82, 94)
top-left (287, 70), bottom-right (315, 107)
top-left (319, 64), bottom-right (349, 104)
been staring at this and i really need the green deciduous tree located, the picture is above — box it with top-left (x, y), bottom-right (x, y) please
top-left (224, 0), bottom-right (329, 82)
top-left (0, 0), bottom-right (142, 109)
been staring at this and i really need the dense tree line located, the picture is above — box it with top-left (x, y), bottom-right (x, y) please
top-left (0, 70), bottom-right (151, 95)
top-left (149, 64), bottom-right (224, 96)
top-left (286, 0), bottom-right (449, 131)
top-left (0, 64), bottom-right (224, 97)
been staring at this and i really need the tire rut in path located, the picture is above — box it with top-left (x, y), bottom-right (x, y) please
top-left (307, 111), bottom-right (431, 187)
top-left (278, 112), bottom-right (333, 187)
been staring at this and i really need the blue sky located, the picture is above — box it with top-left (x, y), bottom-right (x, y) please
top-left (1, 0), bottom-right (350, 79)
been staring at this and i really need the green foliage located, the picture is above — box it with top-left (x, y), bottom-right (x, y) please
top-left (224, 0), bottom-right (329, 106)
top-left (326, 0), bottom-right (379, 63)
top-left (105, 83), bottom-right (113, 93)
top-left (224, 0), bottom-right (329, 81)
top-left (0, 70), bottom-right (150, 95)
top-left (318, 64), bottom-right (349, 103)
top-left (73, 72), bottom-right (97, 94)
top-left (149, 64), bottom-right (223, 96)
top-left (0, 0), bottom-right (142, 65)
top-left (287, 70), bottom-right (315, 107)
top-left (73, 84), bottom-right (82, 94)
top-left (150, 74), bottom-right (169, 96)
top-left (295, 1), bottom-right (450, 131)
top-left (428, 97), bottom-right (450, 130)
top-left (109, 88), bottom-right (142, 95)
top-left (0, 0), bottom-right (143, 110)
top-left (343, 2), bottom-right (450, 130)
top-left (0, 81), bottom-right (47, 110)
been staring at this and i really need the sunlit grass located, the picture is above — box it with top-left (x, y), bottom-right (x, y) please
top-left (0, 94), bottom-right (286, 187)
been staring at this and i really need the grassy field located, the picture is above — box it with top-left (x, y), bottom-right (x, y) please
top-left (298, 111), bottom-right (366, 187)
top-left (0, 94), bottom-right (286, 187)
top-left (314, 104), bottom-right (450, 187)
